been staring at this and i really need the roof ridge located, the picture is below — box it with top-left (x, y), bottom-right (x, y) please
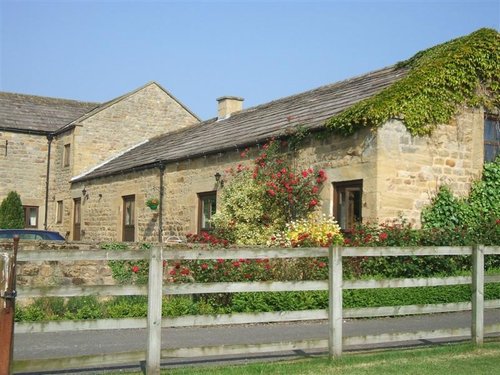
top-left (0, 91), bottom-right (100, 106)
top-left (213, 64), bottom-right (403, 124)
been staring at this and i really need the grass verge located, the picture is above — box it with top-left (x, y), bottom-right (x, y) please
top-left (115, 341), bottom-right (500, 375)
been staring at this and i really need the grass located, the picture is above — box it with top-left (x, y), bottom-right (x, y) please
top-left (109, 341), bottom-right (500, 375)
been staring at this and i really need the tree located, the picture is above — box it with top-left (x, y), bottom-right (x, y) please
top-left (0, 191), bottom-right (25, 229)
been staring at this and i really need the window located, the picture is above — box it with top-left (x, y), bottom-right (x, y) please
top-left (198, 192), bottom-right (217, 232)
top-left (123, 195), bottom-right (135, 242)
top-left (56, 200), bottom-right (63, 224)
top-left (23, 206), bottom-right (38, 228)
top-left (484, 115), bottom-right (499, 162)
top-left (333, 180), bottom-right (362, 230)
top-left (63, 144), bottom-right (71, 167)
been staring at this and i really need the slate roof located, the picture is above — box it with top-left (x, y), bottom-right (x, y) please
top-left (74, 65), bottom-right (408, 183)
top-left (0, 92), bottom-right (99, 133)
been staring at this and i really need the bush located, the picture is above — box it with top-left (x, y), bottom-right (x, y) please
top-left (212, 139), bottom-right (327, 245)
top-left (104, 242), bottom-right (151, 285)
top-left (421, 156), bottom-right (500, 246)
top-left (0, 191), bottom-right (24, 229)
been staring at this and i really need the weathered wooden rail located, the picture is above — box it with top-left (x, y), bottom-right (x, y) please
top-left (11, 245), bottom-right (500, 374)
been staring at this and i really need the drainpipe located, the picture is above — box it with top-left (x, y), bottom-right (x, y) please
top-left (44, 134), bottom-right (53, 230)
top-left (158, 162), bottom-right (165, 243)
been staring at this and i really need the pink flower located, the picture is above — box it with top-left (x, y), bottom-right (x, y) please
top-left (301, 170), bottom-right (309, 178)
top-left (131, 265), bottom-right (139, 273)
top-left (201, 263), bottom-right (209, 270)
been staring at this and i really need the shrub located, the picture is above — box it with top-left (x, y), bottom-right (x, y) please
top-left (212, 139), bottom-right (327, 245)
top-left (104, 242), bottom-right (151, 285)
top-left (0, 191), bottom-right (24, 229)
top-left (268, 213), bottom-right (343, 248)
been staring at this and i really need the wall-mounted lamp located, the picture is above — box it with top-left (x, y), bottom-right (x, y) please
top-left (214, 172), bottom-right (224, 188)
top-left (82, 187), bottom-right (89, 199)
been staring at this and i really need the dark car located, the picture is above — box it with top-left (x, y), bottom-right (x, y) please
top-left (0, 229), bottom-right (65, 241)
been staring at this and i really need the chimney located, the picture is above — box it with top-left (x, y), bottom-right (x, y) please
top-left (217, 96), bottom-right (244, 120)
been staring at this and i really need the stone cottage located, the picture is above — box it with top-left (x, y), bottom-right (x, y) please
top-left (1, 28), bottom-right (498, 242)
top-left (0, 83), bottom-right (199, 238)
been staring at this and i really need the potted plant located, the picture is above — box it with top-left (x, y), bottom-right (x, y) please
top-left (146, 197), bottom-right (159, 210)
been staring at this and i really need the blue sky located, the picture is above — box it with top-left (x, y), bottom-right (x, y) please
top-left (1, 1), bottom-right (499, 120)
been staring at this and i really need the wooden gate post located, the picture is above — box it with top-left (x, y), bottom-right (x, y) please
top-left (0, 236), bottom-right (19, 375)
top-left (471, 244), bottom-right (484, 345)
top-left (146, 246), bottom-right (163, 374)
top-left (328, 245), bottom-right (343, 359)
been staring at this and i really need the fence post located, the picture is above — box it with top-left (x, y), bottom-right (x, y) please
top-left (471, 244), bottom-right (484, 346)
top-left (146, 246), bottom-right (163, 374)
top-left (328, 245), bottom-right (343, 359)
top-left (0, 236), bottom-right (19, 375)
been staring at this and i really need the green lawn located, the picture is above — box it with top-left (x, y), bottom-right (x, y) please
top-left (122, 341), bottom-right (500, 375)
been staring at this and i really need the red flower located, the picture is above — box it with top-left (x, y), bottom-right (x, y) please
top-left (309, 199), bottom-right (318, 207)
top-left (131, 265), bottom-right (139, 273)
top-left (267, 189), bottom-right (276, 197)
top-left (318, 262), bottom-right (326, 268)
top-left (201, 263), bottom-right (209, 270)
top-left (311, 185), bottom-right (319, 194)
top-left (379, 232), bottom-right (388, 241)
top-left (301, 170), bottom-right (309, 178)
top-left (180, 268), bottom-right (190, 275)
top-left (217, 258), bottom-right (225, 264)
top-left (232, 261), bottom-right (241, 268)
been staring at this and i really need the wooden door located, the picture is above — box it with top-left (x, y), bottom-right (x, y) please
top-left (73, 198), bottom-right (81, 241)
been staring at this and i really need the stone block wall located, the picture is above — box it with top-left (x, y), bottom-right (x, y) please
top-left (0, 131), bottom-right (48, 226)
top-left (375, 109), bottom-right (484, 225)
top-left (72, 83), bottom-right (199, 178)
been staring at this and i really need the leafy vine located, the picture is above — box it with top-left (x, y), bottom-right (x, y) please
top-left (326, 28), bottom-right (499, 136)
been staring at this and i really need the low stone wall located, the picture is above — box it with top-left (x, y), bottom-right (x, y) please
top-left (0, 241), bottom-right (147, 288)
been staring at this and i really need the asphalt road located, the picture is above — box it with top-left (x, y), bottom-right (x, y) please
top-left (13, 309), bottom-right (500, 374)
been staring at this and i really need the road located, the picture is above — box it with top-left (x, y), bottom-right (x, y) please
top-left (13, 309), bottom-right (500, 374)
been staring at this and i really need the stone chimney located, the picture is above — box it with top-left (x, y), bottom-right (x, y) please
top-left (217, 96), bottom-right (244, 120)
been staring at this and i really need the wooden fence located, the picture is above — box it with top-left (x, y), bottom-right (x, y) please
top-left (11, 245), bottom-right (500, 374)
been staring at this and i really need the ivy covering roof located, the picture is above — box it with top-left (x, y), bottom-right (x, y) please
top-left (326, 28), bottom-right (500, 136)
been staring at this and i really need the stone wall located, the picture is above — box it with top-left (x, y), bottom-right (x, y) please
top-left (375, 109), bottom-right (484, 225)
top-left (72, 83), bottom-right (199, 178)
top-left (0, 131), bottom-right (48, 227)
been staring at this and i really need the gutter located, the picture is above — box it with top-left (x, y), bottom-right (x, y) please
top-left (158, 162), bottom-right (165, 243)
top-left (44, 134), bottom-right (54, 230)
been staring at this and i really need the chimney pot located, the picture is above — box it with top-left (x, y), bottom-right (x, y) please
top-left (217, 96), bottom-right (244, 119)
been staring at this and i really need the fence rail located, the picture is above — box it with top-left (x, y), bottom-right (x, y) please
top-left (10, 245), bottom-right (500, 374)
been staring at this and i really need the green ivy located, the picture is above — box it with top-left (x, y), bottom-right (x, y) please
top-left (421, 156), bottom-right (500, 246)
top-left (326, 28), bottom-right (500, 136)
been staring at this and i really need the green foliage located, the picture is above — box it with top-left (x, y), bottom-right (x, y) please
top-left (421, 157), bottom-right (500, 246)
top-left (0, 191), bottom-right (24, 229)
top-left (212, 139), bottom-right (327, 245)
top-left (104, 296), bottom-right (148, 318)
top-left (103, 242), bottom-right (151, 285)
top-left (326, 28), bottom-right (500, 136)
